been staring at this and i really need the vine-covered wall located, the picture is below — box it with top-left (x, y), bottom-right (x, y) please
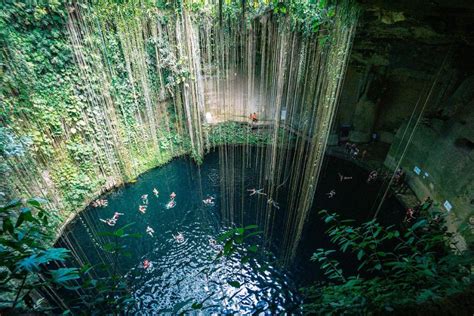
top-left (1, 0), bottom-right (357, 248)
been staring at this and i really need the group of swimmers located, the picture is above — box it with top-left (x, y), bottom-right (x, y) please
top-left (92, 199), bottom-right (108, 208)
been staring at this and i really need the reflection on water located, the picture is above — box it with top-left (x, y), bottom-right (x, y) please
top-left (57, 148), bottom-right (301, 314)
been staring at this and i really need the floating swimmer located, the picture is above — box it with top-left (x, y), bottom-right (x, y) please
top-left (338, 173), bottom-right (353, 182)
top-left (153, 188), bottom-right (159, 197)
top-left (141, 194), bottom-right (148, 205)
top-left (99, 212), bottom-right (123, 226)
top-left (143, 259), bottom-right (151, 269)
top-left (139, 205), bottom-right (147, 214)
top-left (173, 232), bottom-right (185, 243)
top-left (100, 218), bottom-right (116, 226)
top-left (166, 200), bottom-right (176, 209)
top-left (247, 188), bottom-right (266, 196)
top-left (267, 198), bottom-right (280, 209)
top-left (367, 170), bottom-right (378, 183)
top-left (326, 190), bottom-right (336, 198)
top-left (170, 192), bottom-right (176, 199)
top-left (146, 226), bottom-right (155, 237)
top-left (203, 196), bottom-right (215, 206)
top-left (112, 212), bottom-right (124, 220)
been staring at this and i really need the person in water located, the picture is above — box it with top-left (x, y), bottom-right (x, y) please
top-left (112, 212), bottom-right (124, 220)
top-left (326, 190), bottom-right (336, 198)
top-left (247, 188), bottom-right (266, 196)
top-left (141, 194), bottom-right (148, 205)
top-left (139, 205), bottom-right (147, 214)
top-left (267, 198), bottom-right (280, 209)
top-left (146, 226), bottom-right (155, 237)
top-left (100, 218), bottom-right (117, 226)
top-left (166, 199), bottom-right (176, 209)
top-left (367, 170), bottom-right (378, 183)
top-left (153, 188), bottom-right (159, 197)
top-left (170, 192), bottom-right (176, 199)
top-left (173, 232), bottom-right (184, 243)
top-left (338, 173), bottom-right (353, 182)
top-left (143, 259), bottom-right (151, 269)
top-left (203, 196), bottom-right (215, 205)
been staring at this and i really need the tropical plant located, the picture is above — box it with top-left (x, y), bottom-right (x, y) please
top-left (302, 209), bottom-right (473, 314)
top-left (0, 197), bottom-right (79, 313)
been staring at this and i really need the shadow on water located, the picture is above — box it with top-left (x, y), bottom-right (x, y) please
top-left (56, 146), bottom-right (404, 313)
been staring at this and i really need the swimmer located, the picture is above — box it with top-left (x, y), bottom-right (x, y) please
top-left (100, 218), bottom-right (117, 227)
top-left (367, 170), bottom-right (378, 183)
top-left (338, 173), bottom-right (353, 182)
top-left (170, 192), bottom-right (176, 199)
top-left (139, 205), bottom-right (147, 214)
top-left (247, 188), bottom-right (266, 196)
top-left (267, 198), bottom-right (280, 209)
top-left (173, 232), bottom-right (185, 243)
top-left (112, 212), bottom-right (124, 220)
top-left (141, 194), bottom-right (148, 205)
top-left (209, 238), bottom-right (217, 246)
top-left (146, 226), bottom-right (155, 237)
top-left (203, 196), bottom-right (215, 205)
top-left (153, 188), bottom-right (159, 197)
top-left (143, 259), bottom-right (151, 269)
top-left (326, 190), bottom-right (336, 198)
top-left (166, 200), bottom-right (176, 209)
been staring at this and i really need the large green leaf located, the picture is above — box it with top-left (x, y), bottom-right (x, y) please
top-left (50, 268), bottom-right (80, 284)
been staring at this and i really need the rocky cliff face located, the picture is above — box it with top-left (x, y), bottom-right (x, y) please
top-left (336, 0), bottom-right (474, 244)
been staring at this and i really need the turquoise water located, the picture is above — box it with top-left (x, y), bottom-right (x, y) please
top-left (57, 147), bottom-right (301, 314)
top-left (57, 146), bottom-right (404, 313)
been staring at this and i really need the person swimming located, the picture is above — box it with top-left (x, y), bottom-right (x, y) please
top-left (209, 238), bottom-right (217, 246)
top-left (170, 192), bottom-right (176, 199)
top-left (173, 232), bottom-right (184, 243)
top-left (367, 170), bottom-right (378, 183)
top-left (338, 173), bottom-right (353, 182)
top-left (139, 205), bottom-right (147, 214)
top-left (267, 198), bottom-right (280, 209)
top-left (100, 212), bottom-right (123, 226)
top-left (247, 188), bottom-right (266, 196)
top-left (143, 259), bottom-right (151, 269)
top-left (326, 190), bottom-right (336, 198)
top-left (100, 218), bottom-right (117, 226)
top-left (146, 226), bottom-right (155, 237)
top-left (203, 196), bottom-right (215, 205)
top-left (141, 194), bottom-right (148, 205)
top-left (112, 212), bottom-right (124, 220)
top-left (153, 188), bottom-right (159, 197)
top-left (166, 200), bottom-right (176, 209)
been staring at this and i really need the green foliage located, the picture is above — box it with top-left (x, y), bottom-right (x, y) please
top-left (66, 223), bottom-right (139, 314)
top-left (0, 197), bottom-right (78, 312)
top-left (302, 209), bottom-right (473, 314)
top-left (206, 122), bottom-right (273, 146)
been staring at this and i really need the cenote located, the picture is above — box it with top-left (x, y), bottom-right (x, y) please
top-left (55, 146), bottom-right (404, 314)
top-left (2, 0), bottom-right (473, 314)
